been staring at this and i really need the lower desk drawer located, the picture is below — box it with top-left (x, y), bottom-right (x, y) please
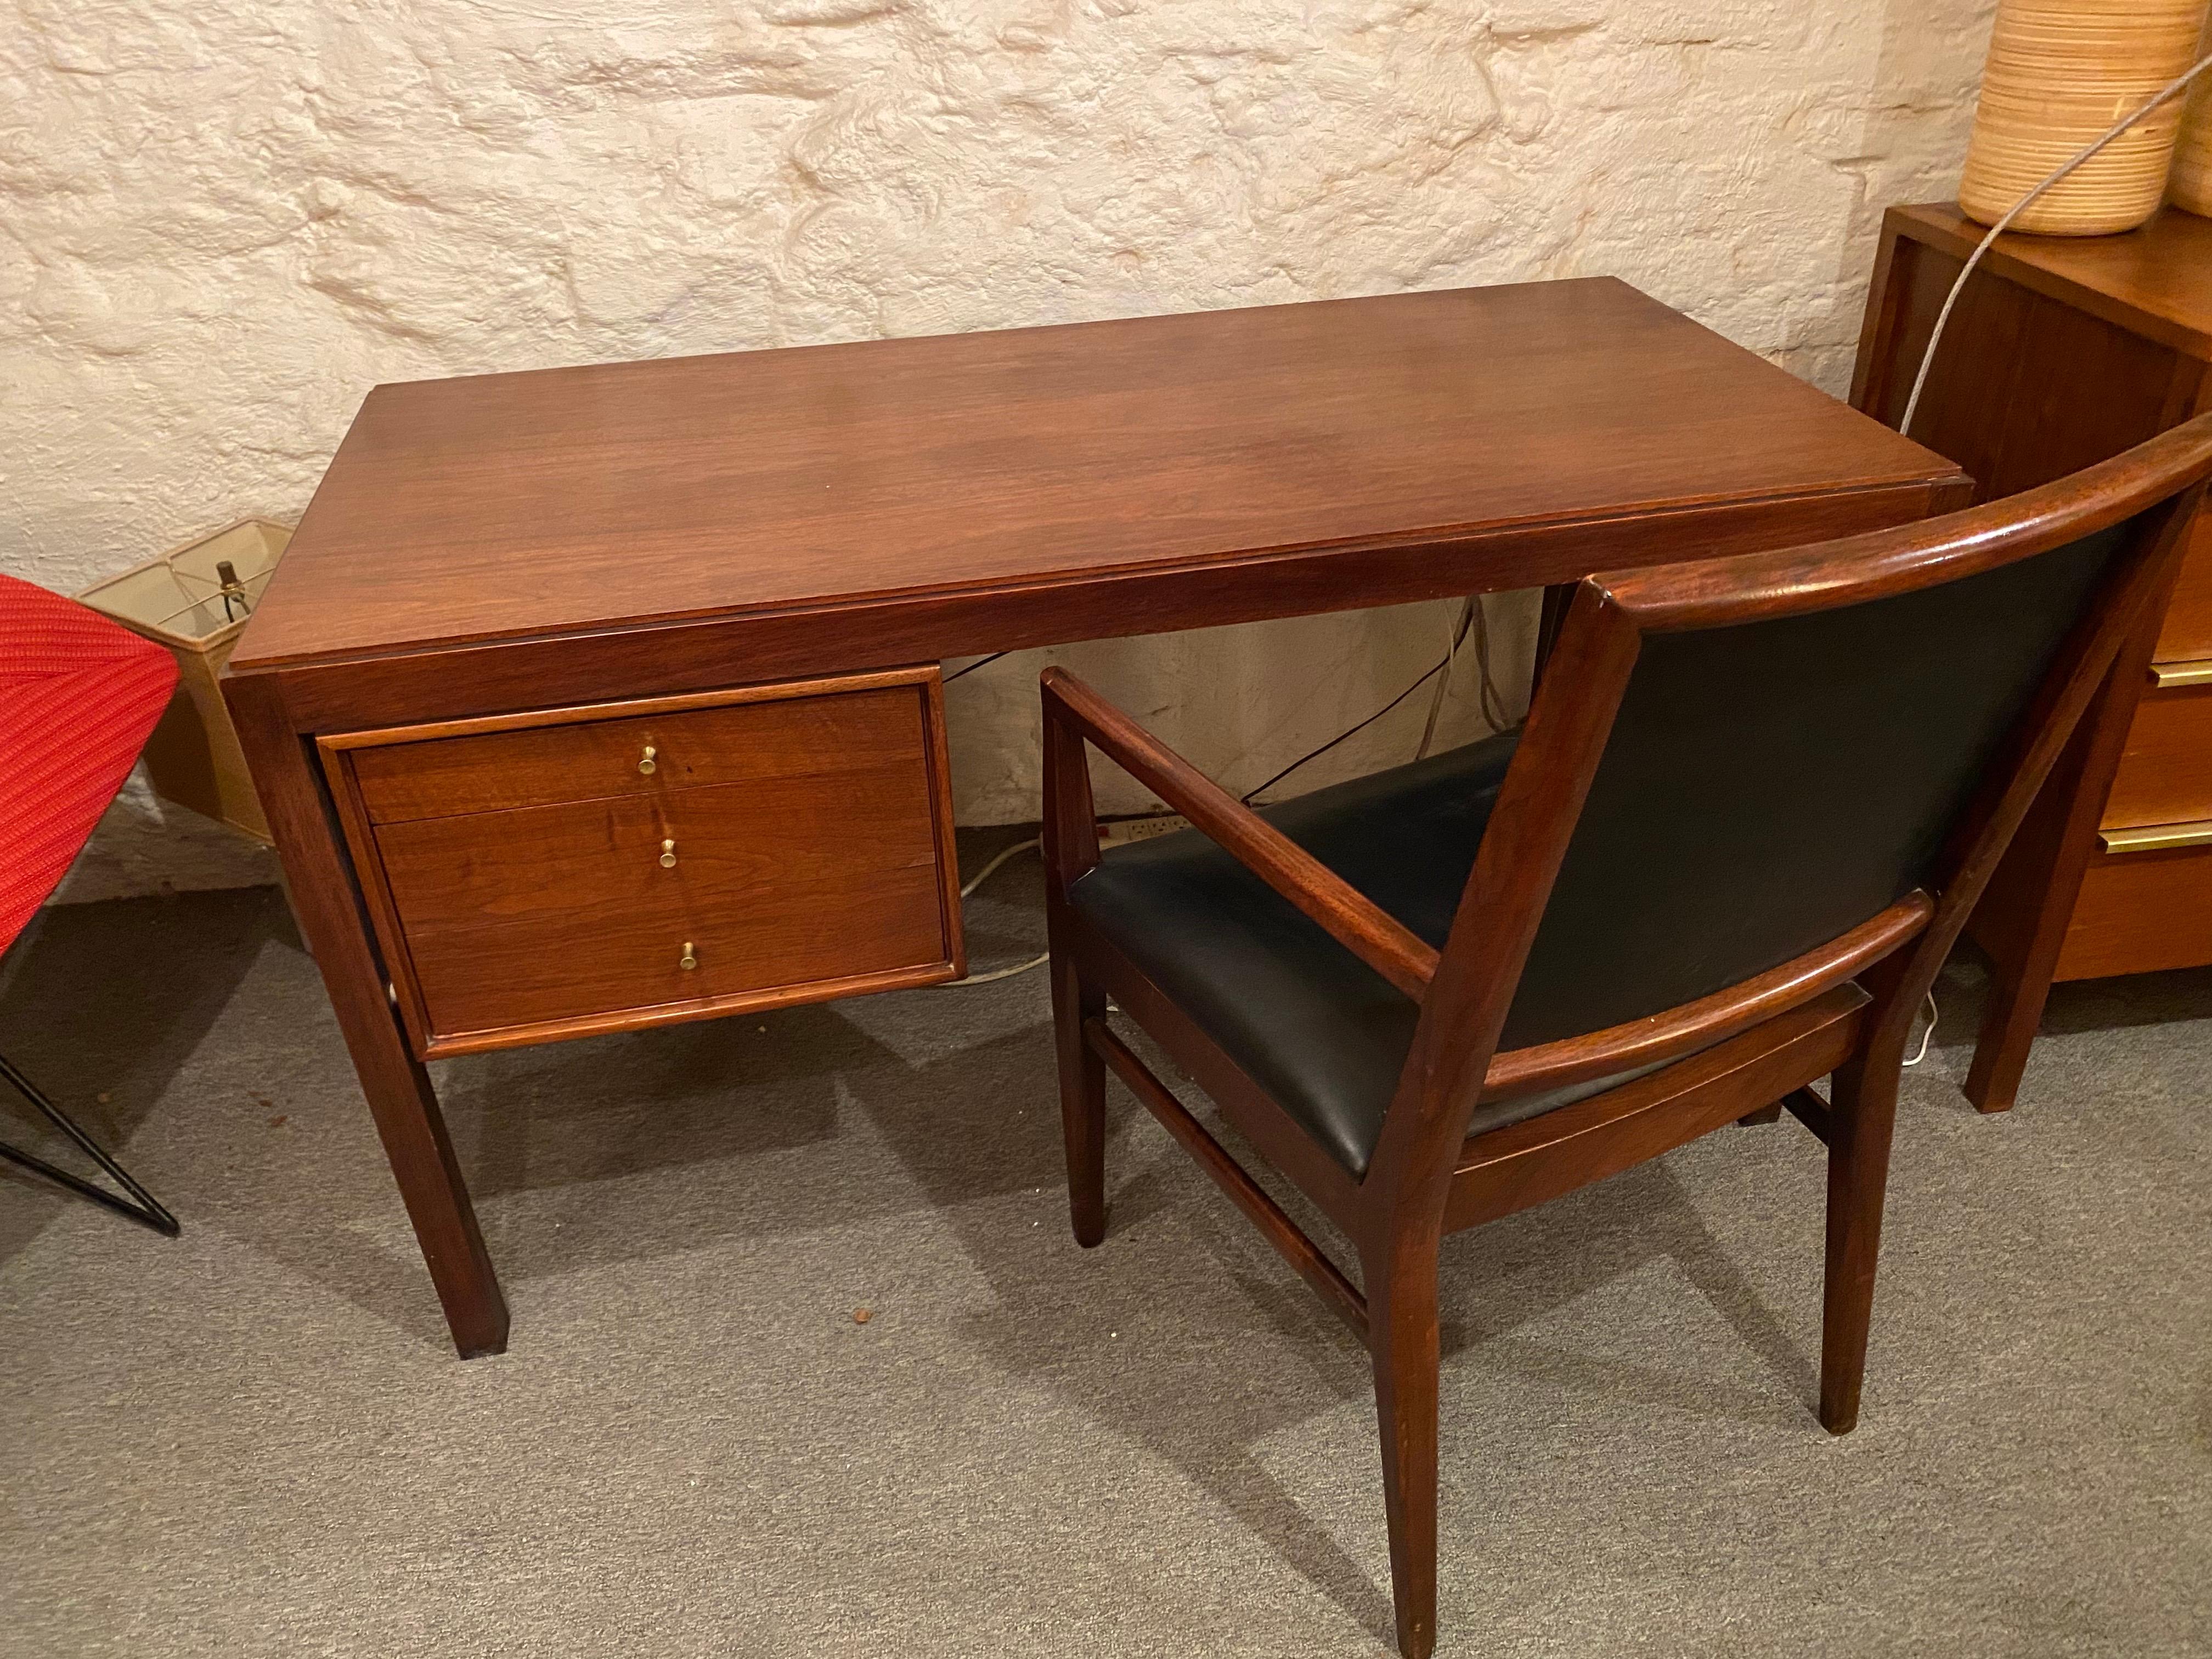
top-left (2055, 839), bottom-right (2212, 983)
top-left (321, 669), bottom-right (962, 1056)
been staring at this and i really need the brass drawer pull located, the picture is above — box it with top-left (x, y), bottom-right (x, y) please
top-left (2099, 819), bottom-right (2212, 855)
top-left (679, 941), bottom-right (698, 970)
top-left (660, 838), bottom-right (677, 868)
top-left (639, 744), bottom-right (658, 775)
top-left (2149, 659), bottom-right (2212, 690)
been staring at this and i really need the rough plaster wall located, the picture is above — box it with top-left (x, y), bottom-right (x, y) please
top-left (2, 0), bottom-right (1996, 900)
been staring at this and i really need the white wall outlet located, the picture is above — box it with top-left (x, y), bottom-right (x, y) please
top-left (1097, 813), bottom-right (1193, 848)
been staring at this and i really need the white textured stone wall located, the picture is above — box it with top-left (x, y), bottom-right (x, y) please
top-left (2, 0), bottom-right (1994, 899)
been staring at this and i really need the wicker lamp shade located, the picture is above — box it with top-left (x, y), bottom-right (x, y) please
top-left (1960, 0), bottom-right (2211, 235)
top-left (2175, 43), bottom-right (2212, 215)
top-left (76, 519), bottom-right (290, 842)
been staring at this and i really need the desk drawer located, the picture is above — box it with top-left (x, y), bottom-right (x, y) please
top-left (348, 681), bottom-right (928, 824)
top-left (321, 669), bottom-right (962, 1056)
top-left (2103, 681), bottom-right (2212, 830)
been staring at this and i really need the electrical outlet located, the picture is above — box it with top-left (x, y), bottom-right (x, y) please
top-left (1098, 812), bottom-right (1192, 848)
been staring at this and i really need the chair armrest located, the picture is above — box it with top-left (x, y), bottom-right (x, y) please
top-left (1040, 668), bottom-right (1440, 1000)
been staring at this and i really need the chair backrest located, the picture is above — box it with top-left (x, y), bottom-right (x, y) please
top-left (1498, 517), bottom-right (2131, 1048)
top-left (1385, 413), bottom-right (2212, 1171)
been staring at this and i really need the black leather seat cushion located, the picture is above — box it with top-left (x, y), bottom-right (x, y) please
top-left (1070, 731), bottom-right (1661, 1178)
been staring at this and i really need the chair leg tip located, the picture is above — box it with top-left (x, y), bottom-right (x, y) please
top-left (1819, 1404), bottom-right (1859, 1437)
top-left (1964, 1068), bottom-right (2020, 1115)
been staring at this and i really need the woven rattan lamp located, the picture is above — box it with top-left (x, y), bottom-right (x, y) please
top-left (1960, 0), bottom-right (2211, 235)
top-left (2175, 30), bottom-right (2212, 215)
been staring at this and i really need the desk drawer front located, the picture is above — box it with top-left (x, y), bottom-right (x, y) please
top-left (323, 670), bottom-right (962, 1054)
top-left (349, 684), bottom-right (927, 824)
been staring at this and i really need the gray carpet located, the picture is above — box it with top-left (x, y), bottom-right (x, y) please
top-left (3, 837), bottom-right (2209, 1658)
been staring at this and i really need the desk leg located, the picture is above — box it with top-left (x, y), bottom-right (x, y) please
top-left (1963, 616), bottom-right (2158, 1115)
top-left (227, 675), bottom-right (510, 1357)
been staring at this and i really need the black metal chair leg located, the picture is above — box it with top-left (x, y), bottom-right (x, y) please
top-left (0, 1051), bottom-right (178, 1236)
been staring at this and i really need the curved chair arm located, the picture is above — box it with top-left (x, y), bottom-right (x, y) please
top-left (1040, 668), bottom-right (1439, 1000)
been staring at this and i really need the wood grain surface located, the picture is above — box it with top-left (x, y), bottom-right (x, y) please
top-left (1863, 204), bottom-right (2212, 366)
top-left (235, 278), bottom-right (1960, 669)
top-left (2058, 842), bottom-right (2212, 980)
top-left (321, 671), bottom-right (960, 1054)
top-left (346, 676), bottom-right (937, 825)
top-left (376, 771), bottom-right (951, 1043)
top-left (1855, 235), bottom-right (2199, 503)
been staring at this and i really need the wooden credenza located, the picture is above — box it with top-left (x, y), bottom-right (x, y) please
top-left (1853, 202), bottom-right (2212, 1109)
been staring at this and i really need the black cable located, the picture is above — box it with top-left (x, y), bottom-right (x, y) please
top-left (1240, 604), bottom-right (1479, 804)
top-left (944, 651), bottom-right (1009, 683)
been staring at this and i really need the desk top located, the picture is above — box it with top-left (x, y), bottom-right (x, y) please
top-left (236, 277), bottom-right (1958, 670)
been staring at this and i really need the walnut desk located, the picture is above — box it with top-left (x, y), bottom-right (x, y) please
top-left (223, 278), bottom-right (1967, 1358)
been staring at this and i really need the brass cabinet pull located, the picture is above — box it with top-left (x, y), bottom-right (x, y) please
top-left (2098, 819), bottom-right (2212, 855)
top-left (660, 838), bottom-right (677, 868)
top-left (639, 744), bottom-right (658, 775)
top-left (679, 941), bottom-right (698, 970)
top-left (2149, 658), bottom-right (2212, 690)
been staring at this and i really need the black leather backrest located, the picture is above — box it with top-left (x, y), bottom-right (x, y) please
top-left (1497, 520), bottom-right (2135, 1050)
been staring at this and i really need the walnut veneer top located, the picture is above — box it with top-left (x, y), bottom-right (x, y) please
top-left (234, 277), bottom-right (1957, 669)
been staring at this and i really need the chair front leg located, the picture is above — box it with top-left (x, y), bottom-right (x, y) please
top-left (1819, 1042), bottom-right (1903, 1435)
top-left (1365, 1235), bottom-right (1443, 1659)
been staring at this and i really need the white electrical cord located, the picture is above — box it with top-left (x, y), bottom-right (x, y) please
top-left (1470, 594), bottom-right (1510, 731)
top-left (941, 837), bottom-right (1051, 986)
top-left (958, 836), bottom-right (1040, 900)
top-left (1414, 594), bottom-right (1517, 760)
top-left (951, 951), bottom-right (1052, 986)
top-left (1901, 990), bottom-right (1940, 1069)
top-left (1901, 50), bottom-right (2212, 439)
top-left (1415, 597), bottom-right (1474, 760)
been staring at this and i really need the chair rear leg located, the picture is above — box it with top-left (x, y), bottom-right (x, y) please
top-left (1049, 940), bottom-right (1108, 1247)
top-left (1367, 1242), bottom-right (1442, 1659)
top-left (1736, 1102), bottom-right (1784, 1126)
top-left (1819, 1051), bottom-right (1902, 1435)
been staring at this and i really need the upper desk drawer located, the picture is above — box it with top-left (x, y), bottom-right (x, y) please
top-left (320, 668), bottom-right (963, 1057)
top-left (348, 684), bottom-right (924, 824)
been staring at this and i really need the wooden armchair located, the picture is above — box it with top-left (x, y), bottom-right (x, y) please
top-left (1037, 414), bottom-right (2212, 1658)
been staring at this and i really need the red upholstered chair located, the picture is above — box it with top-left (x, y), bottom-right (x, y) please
top-left (0, 572), bottom-right (182, 1234)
